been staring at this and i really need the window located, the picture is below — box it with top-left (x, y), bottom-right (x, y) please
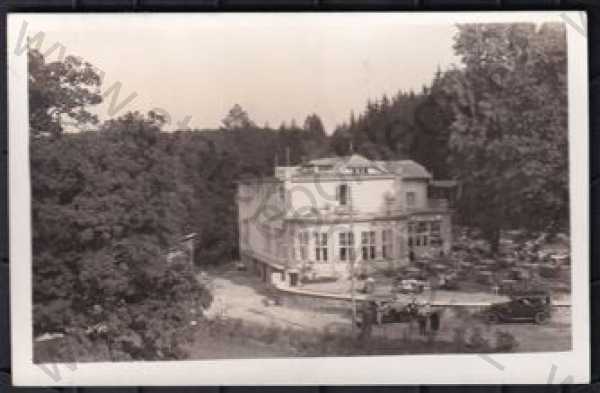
top-left (408, 220), bottom-right (442, 248)
top-left (298, 231), bottom-right (309, 260)
top-left (417, 222), bottom-right (428, 246)
top-left (337, 184), bottom-right (349, 206)
top-left (382, 229), bottom-right (392, 259)
top-left (339, 232), bottom-right (355, 261)
top-left (430, 221), bottom-right (443, 246)
top-left (361, 231), bottom-right (376, 260)
top-left (430, 237), bottom-right (443, 247)
top-left (406, 192), bottom-right (416, 207)
top-left (314, 232), bottom-right (328, 262)
top-left (352, 167), bottom-right (368, 176)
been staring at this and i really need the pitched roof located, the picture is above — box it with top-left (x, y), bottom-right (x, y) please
top-left (345, 154), bottom-right (374, 168)
top-left (304, 154), bottom-right (431, 179)
top-left (308, 154), bottom-right (384, 172)
top-left (308, 157), bottom-right (339, 166)
top-left (380, 160), bottom-right (432, 179)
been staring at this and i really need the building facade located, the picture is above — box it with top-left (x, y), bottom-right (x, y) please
top-left (237, 154), bottom-right (455, 285)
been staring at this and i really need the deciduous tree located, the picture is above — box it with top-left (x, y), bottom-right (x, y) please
top-left (29, 49), bottom-right (102, 136)
top-left (444, 22), bottom-right (568, 249)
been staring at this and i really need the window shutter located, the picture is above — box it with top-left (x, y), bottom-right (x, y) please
top-left (335, 185), bottom-right (340, 202)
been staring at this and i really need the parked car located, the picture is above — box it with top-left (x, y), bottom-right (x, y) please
top-left (397, 266), bottom-right (426, 280)
top-left (392, 266), bottom-right (431, 294)
top-left (436, 272), bottom-right (460, 290)
top-left (356, 296), bottom-right (420, 338)
top-left (393, 279), bottom-right (427, 294)
top-left (547, 253), bottom-right (570, 267)
top-left (509, 267), bottom-right (531, 281)
top-left (359, 296), bottom-right (419, 324)
top-left (482, 291), bottom-right (552, 324)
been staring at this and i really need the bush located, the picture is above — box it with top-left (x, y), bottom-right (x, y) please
top-left (452, 326), bottom-right (467, 351)
top-left (466, 327), bottom-right (491, 352)
top-left (262, 324), bottom-right (281, 344)
top-left (494, 330), bottom-right (519, 352)
top-left (33, 246), bottom-right (212, 362)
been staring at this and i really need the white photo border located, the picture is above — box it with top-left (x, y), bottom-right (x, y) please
top-left (8, 11), bottom-right (590, 385)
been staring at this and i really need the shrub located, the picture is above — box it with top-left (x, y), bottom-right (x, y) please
top-left (262, 324), bottom-right (281, 344)
top-left (466, 327), bottom-right (491, 352)
top-left (33, 244), bottom-right (212, 361)
top-left (452, 326), bottom-right (467, 351)
top-left (494, 330), bottom-right (519, 352)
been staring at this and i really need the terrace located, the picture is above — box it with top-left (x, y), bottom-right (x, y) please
top-left (294, 228), bottom-right (572, 306)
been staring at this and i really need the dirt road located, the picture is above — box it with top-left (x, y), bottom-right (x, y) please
top-left (200, 266), bottom-right (572, 353)
top-left (204, 269), bottom-right (348, 331)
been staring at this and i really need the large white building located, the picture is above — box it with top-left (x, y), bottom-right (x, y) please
top-left (237, 154), bottom-right (455, 285)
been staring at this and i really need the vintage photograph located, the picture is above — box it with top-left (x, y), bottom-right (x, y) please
top-left (8, 12), bottom-right (589, 385)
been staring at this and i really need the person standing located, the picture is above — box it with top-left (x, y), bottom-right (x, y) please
top-left (417, 301), bottom-right (430, 336)
top-left (417, 313), bottom-right (427, 336)
top-left (429, 310), bottom-right (440, 338)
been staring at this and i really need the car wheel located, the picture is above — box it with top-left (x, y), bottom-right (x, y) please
top-left (486, 313), bottom-right (500, 324)
top-left (534, 312), bottom-right (550, 325)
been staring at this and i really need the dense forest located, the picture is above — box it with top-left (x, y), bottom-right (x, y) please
top-left (29, 22), bottom-right (568, 359)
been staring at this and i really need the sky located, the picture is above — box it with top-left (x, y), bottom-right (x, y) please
top-left (21, 13), bottom-right (461, 134)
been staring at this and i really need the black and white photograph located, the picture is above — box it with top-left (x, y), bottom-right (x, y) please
top-left (8, 12), bottom-right (589, 385)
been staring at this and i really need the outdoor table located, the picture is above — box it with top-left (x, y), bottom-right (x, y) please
top-left (404, 267), bottom-right (422, 273)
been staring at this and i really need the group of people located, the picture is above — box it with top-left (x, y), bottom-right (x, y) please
top-left (401, 297), bottom-right (441, 336)
top-left (359, 296), bottom-right (442, 338)
top-left (416, 300), bottom-right (441, 336)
